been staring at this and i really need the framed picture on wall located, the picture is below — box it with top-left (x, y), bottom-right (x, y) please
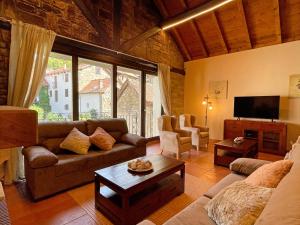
top-left (289, 74), bottom-right (300, 97)
top-left (208, 80), bottom-right (228, 99)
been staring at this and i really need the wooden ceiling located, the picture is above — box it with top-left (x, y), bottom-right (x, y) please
top-left (154, 0), bottom-right (300, 61)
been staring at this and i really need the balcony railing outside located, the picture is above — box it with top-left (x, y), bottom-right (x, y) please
top-left (37, 110), bottom-right (154, 137)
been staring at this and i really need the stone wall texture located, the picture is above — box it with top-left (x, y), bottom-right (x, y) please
top-left (0, 0), bottom-right (184, 115)
top-left (0, 28), bottom-right (10, 105)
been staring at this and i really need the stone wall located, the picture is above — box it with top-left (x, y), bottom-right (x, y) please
top-left (0, 0), bottom-right (184, 115)
top-left (0, 28), bottom-right (10, 105)
top-left (171, 73), bottom-right (185, 116)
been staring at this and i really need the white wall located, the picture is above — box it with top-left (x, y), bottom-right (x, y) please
top-left (184, 41), bottom-right (300, 143)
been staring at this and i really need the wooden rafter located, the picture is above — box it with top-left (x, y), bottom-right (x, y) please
top-left (172, 29), bottom-right (192, 61)
top-left (120, 26), bottom-right (161, 52)
top-left (181, 0), bottom-right (208, 57)
top-left (73, 0), bottom-right (111, 46)
top-left (274, 0), bottom-right (282, 43)
top-left (154, 0), bottom-right (192, 60)
top-left (237, 0), bottom-right (252, 49)
top-left (211, 12), bottom-right (228, 53)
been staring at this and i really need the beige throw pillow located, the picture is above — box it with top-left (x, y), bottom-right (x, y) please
top-left (60, 128), bottom-right (90, 155)
top-left (244, 160), bottom-right (293, 188)
top-left (205, 181), bottom-right (273, 225)
top-left (89, 127), bottom-right (116, 151)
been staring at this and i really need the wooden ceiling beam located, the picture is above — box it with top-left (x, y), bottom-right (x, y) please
top-left (237, 0), bottom-right (252, 49)
top-left (172, 29), bottom-right (192, 61)
top-left (120, 26), bottom-right (161, 52)
top-left (73, 0), bottom-right (111, 47)
top-left (154, 0), bottom-right (192, 60)
top-left (181, 0), bottom-right (208, 57)
top-left (211, 12), bottom-right (229, 53)
top-left (274, 0), bottom-right (282, 43)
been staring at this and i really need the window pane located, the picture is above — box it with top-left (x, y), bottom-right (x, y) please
top-left (31, 52), bottom-right (73, 121)
top-left (78, 58), bottom-right (113, 120)
top-left (145, 74), bottom-right (161, 137)
top-left (117, 66), bottom-right (141, 135)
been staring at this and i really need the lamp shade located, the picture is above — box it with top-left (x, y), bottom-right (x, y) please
top-left (0, 106), bottom-right (37, 148)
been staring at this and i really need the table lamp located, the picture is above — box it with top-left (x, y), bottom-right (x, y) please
top-left (0, 106), bottom-right (37, 184)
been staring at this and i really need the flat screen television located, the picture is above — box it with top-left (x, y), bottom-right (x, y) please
top-left (234, 96), bottom-right (280, 119)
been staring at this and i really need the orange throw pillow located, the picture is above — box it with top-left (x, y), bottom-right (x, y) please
top-left (245, 160), bottom-right (293, 188)
top-left (90, 127), bottom-right (116, 151)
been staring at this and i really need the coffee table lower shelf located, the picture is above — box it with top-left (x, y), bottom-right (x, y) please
top-left (95, 174), bottom-right (184, 225)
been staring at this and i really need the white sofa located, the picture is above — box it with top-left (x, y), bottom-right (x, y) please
top-left (139, 143), bottom-right (300, 225)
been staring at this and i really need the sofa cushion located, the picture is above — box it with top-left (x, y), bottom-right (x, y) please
top-left (89, 127), bottom-right (116, 151)
top-left (164, 196), bottom-right (215, 225)
top-left (199, 132), bottom-right (209, 138)
top-left (55, 154), bottom-right (89, 177)
top-left (23, 146), bottom-right (58, 169)
top-left (230, 158), bottom-right (271, 176)
top-left (179, 137), bottom-right (192, 144)
top-left (41, 138), bottom-right (64, 154)
top-left (86, 119), bottom-right (128, 141)
top-left (245, 160), bottom-right (293, 188)
top-left (204, 173), bottom-right (245, 199)
top-left (60, 128), bottom-right (91, 155)
top-left (255, 163), bottom-right (300, 225)
top-left (205, 181), bottom-right (273, 225)
top-left (38, 121), bottom-right (87, 144)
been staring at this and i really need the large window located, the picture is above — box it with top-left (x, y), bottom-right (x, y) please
top-left (117, 66), bottom-right (142, 135)
top-left (31, 52), bottom-right (72, 121)
top-left (78, 58), bottom-right (113, 120)
top-left (31, 46), bottom-right (162, 137)
top-left (145, 74), bottom-right (162, 138)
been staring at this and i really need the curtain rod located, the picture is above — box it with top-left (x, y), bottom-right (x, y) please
top-left (0, 17), bottom-right (185, 75)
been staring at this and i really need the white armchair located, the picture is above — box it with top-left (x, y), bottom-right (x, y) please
top-left (179, 114), bottom-right (209, 150)
top-left (158, 115), bottom-right (192, 159)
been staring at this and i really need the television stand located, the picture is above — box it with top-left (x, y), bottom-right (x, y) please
top-left (224, 119), bottom-right (287, 155)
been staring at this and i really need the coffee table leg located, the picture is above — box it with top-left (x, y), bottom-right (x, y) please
top-left (95, 174), bottom-right (100, 209)
top-left (214, 145), bottom-right (218, 165)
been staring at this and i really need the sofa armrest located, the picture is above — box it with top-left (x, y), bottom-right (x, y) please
top-left (230, 158), bottom-right (271, 176)
top-left (174, 129), bottom-right (192, 137)
top-left (22, 146), bottom-right (58, 169)
top-left (181, 127), bottom-right (200, 134)
top-left (193, 126), bottom-right (209, 132)
top-left (137, 220), bottom-right (156, 225)
top-left (120, 133), bottom-right (147, 147)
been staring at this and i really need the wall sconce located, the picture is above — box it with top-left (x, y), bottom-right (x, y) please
top-left (203, 95), bottom-right (213, 127)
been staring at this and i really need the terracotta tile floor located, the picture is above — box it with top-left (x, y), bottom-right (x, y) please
top-left (4, 140), bottom-right (283, 225)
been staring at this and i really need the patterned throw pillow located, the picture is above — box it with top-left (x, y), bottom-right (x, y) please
top-left (60, 127), bottom-right (91, 155)
top-left (89, 127), bottom-right (116, 151)
top-left (244, 160), bottom-right (293, 188)
top-left (205, 181), bottom-right (273, 225)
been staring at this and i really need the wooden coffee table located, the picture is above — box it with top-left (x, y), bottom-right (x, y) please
top-left (94, 155), bottom-right (185, 225)
top-left (214, 139), bottom-right (258, 167)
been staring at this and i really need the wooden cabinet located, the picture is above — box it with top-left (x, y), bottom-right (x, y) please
top-left (224, 119), bottom-right (287, 155)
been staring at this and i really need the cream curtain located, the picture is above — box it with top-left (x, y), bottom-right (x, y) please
top-left (8, 20), bottom-right (56, 107)
top-left (158, 63), bottom-right (172, 115)
top-left (5, 20), bottom-right (56, 182)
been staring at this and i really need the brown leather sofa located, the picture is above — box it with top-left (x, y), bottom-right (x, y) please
top-left (22, 119), bottom-right (146, 200)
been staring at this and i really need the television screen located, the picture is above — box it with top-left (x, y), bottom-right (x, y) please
top-left (234, 96), bottom-right (280, 119)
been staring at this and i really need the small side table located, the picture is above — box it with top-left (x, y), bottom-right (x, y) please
top-left (214, 139), bottom-right (258, 167)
